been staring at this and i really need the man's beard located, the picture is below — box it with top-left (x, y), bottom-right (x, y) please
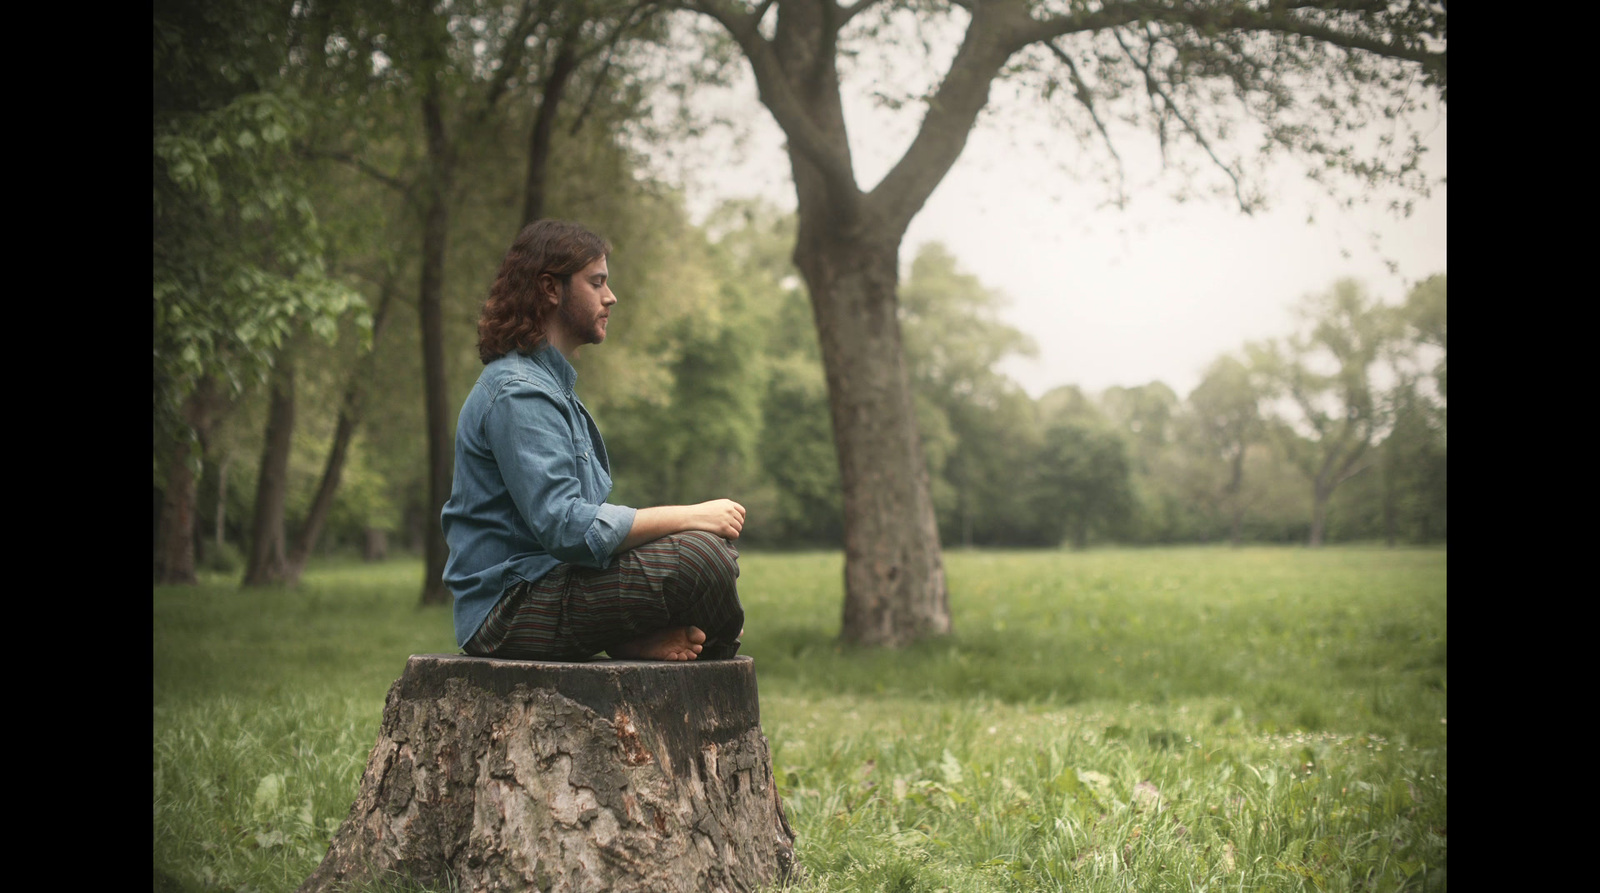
top-left (556, 287), bottom-right (604, 345)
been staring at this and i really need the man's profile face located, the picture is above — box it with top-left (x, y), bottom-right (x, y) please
top-left (554, 255), bottom-right (615, 348)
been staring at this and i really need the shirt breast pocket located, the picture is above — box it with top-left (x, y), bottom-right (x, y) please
top-left (573, 435), bottom-right (598, 483)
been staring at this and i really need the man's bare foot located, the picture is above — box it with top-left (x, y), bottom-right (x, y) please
top-left (608, 626), bottom-right (707, 661)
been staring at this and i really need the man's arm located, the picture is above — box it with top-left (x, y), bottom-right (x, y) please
top-left (616, 499), bottom-right (745, 553)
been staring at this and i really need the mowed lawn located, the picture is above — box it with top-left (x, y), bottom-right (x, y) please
top-left (153, 546), bottom-right (1446, 892)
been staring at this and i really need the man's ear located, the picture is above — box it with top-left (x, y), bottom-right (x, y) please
top-left (537, 273), bottom-right (561, 305)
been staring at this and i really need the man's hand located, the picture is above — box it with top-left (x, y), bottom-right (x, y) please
top-left (691, 499), bottom-right (745, 540)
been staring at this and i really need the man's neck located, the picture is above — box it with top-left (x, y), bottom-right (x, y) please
top-left (546, 324), bottom-right (580, 360)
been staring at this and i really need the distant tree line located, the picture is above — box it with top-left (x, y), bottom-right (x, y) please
top-left (153, 0), bottom-right (1444, 588)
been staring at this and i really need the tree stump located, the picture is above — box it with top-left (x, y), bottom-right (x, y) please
top-left (298, 654), bottom-right (798, 893)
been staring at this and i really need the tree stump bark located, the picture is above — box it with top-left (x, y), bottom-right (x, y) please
top-left (299, 654), bottom-right (798, 893)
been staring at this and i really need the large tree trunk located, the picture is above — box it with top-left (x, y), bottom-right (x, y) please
top-left (299, 654), bottom-right (798, 893)
top-left (244, 354), bottom-right (296, 586)
top-left (794, 232), bottom-right (950, 647)
top-left (765, 0), bottom-right (984, 648)
top-left (418, 78), bottom-right (455, 606)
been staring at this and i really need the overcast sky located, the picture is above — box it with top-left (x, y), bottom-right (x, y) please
top-left (659, 37), bottom-right (1448, 402)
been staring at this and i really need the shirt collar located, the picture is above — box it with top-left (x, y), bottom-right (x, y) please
top-left (524, 341), bottom-right (578, 392)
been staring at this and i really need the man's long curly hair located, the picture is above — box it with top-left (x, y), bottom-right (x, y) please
top-left (477, 219), bottom-right (612, 364)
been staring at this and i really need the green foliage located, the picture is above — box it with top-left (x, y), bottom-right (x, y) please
top-left (900, 243), bottom-right (1047, 547)
top-left (1033, 416), bottom-right (1137, 549)
top-left (1402, 274), bottom-right (1447, 402)
top-left (154, 0), bottom-right (372, 490)
top-left (154, 73), bottom-right (367, 370)
top-left (155, 546), bottom-right (1447, 892)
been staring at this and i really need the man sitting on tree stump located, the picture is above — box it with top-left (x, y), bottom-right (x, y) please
top-left (442, 219), bottom-right (746, 662)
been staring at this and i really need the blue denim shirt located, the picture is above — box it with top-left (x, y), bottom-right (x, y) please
top-left (441, 344), bottom-right (637, 647)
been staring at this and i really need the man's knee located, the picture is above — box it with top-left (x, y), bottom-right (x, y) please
top-left (675, 529), bottom-right (740, 583)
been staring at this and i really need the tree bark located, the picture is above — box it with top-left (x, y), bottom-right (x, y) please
top-left (299, 654), bottom-right (798, 893)
top-left (244, 353), bottom-right (296, 586)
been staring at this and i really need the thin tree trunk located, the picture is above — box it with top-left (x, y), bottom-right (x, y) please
top-left (215, 452), bottom-right (230, 551)
top-left (418, 74), bottom-right (455, 606)
top-left (1226, 444), bottom-right (1245, 548)
top-left (285, 278), bottom-right (398, 584)
top-left (244, 353), bottom-right (297, 586)
top-left (1308, 486), bottom-right (1329, 548)
top-left (960, 473), bottom-right (973, 548)
top-left (1381, 449), bottom-right (1398, 548)
top-left (363, 528), bottom-right (388, 562)
top-left (156, 377), bottom-right (220, 584)
top-left (521, 34), bottom-right (579, 226)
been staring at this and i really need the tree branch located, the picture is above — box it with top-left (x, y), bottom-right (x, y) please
top-left (1190, 3), bottom-right (1445, 73)
top-left (301, 149), bottom-right (409, 194)
top-left (1045, 39), bottom-right (1126, 206)
top-left (689, 0), bottom-right (862, 211)
top-left (574, 0), bottom-right (660, 65)
top-left (1112, 25), bottom-right (1253, 212)
top-left (478, 0), bottom-right (545, 117)
top-left (1015, 1), bottom-right (1442, 75)
top-left (838, 0), bottom-right (891, 27)
top-left (565, 2), bottom-right (660, 137)
top-left (867, 0), bottom-right (1021, 233)
top-left (1003, 1), bottom-right (1155, 54)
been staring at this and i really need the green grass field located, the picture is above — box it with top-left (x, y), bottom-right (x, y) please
top-left (153, 546), bottom-right (1446, 892)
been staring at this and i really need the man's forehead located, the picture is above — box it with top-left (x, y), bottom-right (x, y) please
top-left (583, 256), bottom-right (609, 276)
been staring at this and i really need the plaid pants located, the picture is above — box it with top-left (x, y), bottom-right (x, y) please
top-left (463, 530), bottom-right (744, 661)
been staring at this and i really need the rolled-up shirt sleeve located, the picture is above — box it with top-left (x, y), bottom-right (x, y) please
top-left (484, 382), bottom-right (635, 567)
